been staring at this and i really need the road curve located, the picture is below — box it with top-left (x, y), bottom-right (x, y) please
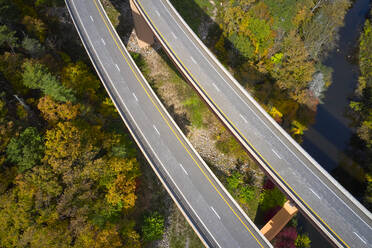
top-left (131, 0), bottom-right (372, 247)
top-left (65, 0), bottom-right (272, 247)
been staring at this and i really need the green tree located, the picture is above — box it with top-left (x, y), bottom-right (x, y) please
top-left (302, 0), bottom-right (351, 59)
top-left (6, 127), bottom-right (44, 172)
top-left (142, 212), bottom-right (164, 242)
top-left (22, 37), bottom-right (44, 57)
top-left (295, 233), bottom-right (311, 248)
top-left (0, 0), bottom-right (19, 24)
top-left (0, 52), bottom-right (26, 94)
top-left (22, 61), bottom-right (75, 102)
top-left (259, 187), bottom-right (286, 212)
top-left (0, 25), bottom-right (18, 51)
top-left (272, 31), bottom-right (315, 104)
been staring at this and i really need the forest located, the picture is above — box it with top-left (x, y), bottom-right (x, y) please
top-left (0, 0), bottom-right (365, 247)
top-left (0, 0), bottom-right (167, 247)
top-left (189, 0), bottom-right (351, 142)
top-left (349, 9), bottom-right (372, 211)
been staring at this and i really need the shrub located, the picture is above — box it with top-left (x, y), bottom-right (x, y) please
top-left (295, 233), bottom-right (311, 248)
top-left (259, 187), bottom-right (286, 212)
top-left (141, 212), bottom-right (165, 242)
top-left (275, 226), bottom-right (297, 248)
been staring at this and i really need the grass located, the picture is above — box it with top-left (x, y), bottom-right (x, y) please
top-left (168, 207), bottom-right (204, 248)
top-left (101, 0), bottom-right (120, 28)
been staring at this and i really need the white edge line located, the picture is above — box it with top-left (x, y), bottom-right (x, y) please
top-left (87, 1), bottom-right (223, 246)
top-left (67, 2), bottom-right (220, 247)
top-left (133, 0), bottom-right (273, 246)
top-left (353, 232), bottom-right (366, 244)
top-left (158, 0), bottom-right (372, 226)
top-left (153, 0), bottom-right (372, 234)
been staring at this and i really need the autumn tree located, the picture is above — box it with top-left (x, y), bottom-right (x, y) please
top-left (105, 157), bottom-right (140, 209)
top-left (61, 61), bottom-right (100, 100)
top-left (44, 121), bottom-right (89, 172)
top-left (37, 96), bottom-right (79, 124)
top-left (271, 31), bottom-right (315, 104)
top-left (275, 226), bottom-right (297, 248)
top-left (21, 16), bottom-right (47, 42)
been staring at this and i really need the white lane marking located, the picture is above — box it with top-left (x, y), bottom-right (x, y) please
top-left (132, 92), bottom-right (138, 102)
top-left (190, 56), bottom-right (197, 64)
top-left (211, 206), bottom-right (221, 220)
top-left (101, 38), bottom-right (106, 45)
top-left (272, 149), bottom-right (282, 159)
top-left (115, 63), bottom-right (120, 71)
top-left (239, 114), bottom-right (248, 123)
top-left (70, 6), bottom-right (222, 248)
top-left (155, 10), bottom-right (160, 16)
top-left (309, 188), bottom-right (321, 200)
top-left (90, 15), bottom-right (94, 22)
top-left (179, 163), bottom-right (188, 175)
top-left (171, 32), bottom-right (177, 39)
top-left (153, 125), bottom-right (160, 135)
top-left (212, 83), bottom-right (220, 92)
top-left (353, 232), bottom-right (367, 244)
top-left (156, 0), bottom-right (372, 233)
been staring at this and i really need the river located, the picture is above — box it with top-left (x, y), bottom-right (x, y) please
top-left (299, 0), bottom-right (371, 246)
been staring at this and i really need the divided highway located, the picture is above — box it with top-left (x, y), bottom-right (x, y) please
top-left (131, 0), bottom-right (372, 247)
top-left (65, 0), bottom-right (272, 247)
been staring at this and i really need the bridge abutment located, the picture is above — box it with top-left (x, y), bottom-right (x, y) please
top-left (260, 200), bottom-right (298, 241)
top-left (129, 0), bottom-right (154, 48)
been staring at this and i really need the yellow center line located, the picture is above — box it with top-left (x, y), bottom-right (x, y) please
top-left (134, 0), bottom-right (350, 247)
top-left (92, 0), bottom-right (265, 247)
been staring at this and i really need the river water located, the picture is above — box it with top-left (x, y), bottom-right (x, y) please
top-left (300, 0), bottom-right (371, 246)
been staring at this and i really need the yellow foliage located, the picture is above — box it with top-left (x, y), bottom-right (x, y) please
top-left (291, 120), bottom-right (308, 135)
top-left (269, 106), bottom-right (283, 122)
top-left (22, 16), bottom-right (47, 42)
top-left (44, 122), bottom-right (82, 170)
top-left (38, 96), bottom-right (79, 124)
top-left (105, 158), bottom-right (140, 209)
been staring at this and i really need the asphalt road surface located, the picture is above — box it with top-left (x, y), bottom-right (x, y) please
top-left (132, 0), bottom-right (372, 247)
top-left (65, 0), bottom-right (272, 247)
